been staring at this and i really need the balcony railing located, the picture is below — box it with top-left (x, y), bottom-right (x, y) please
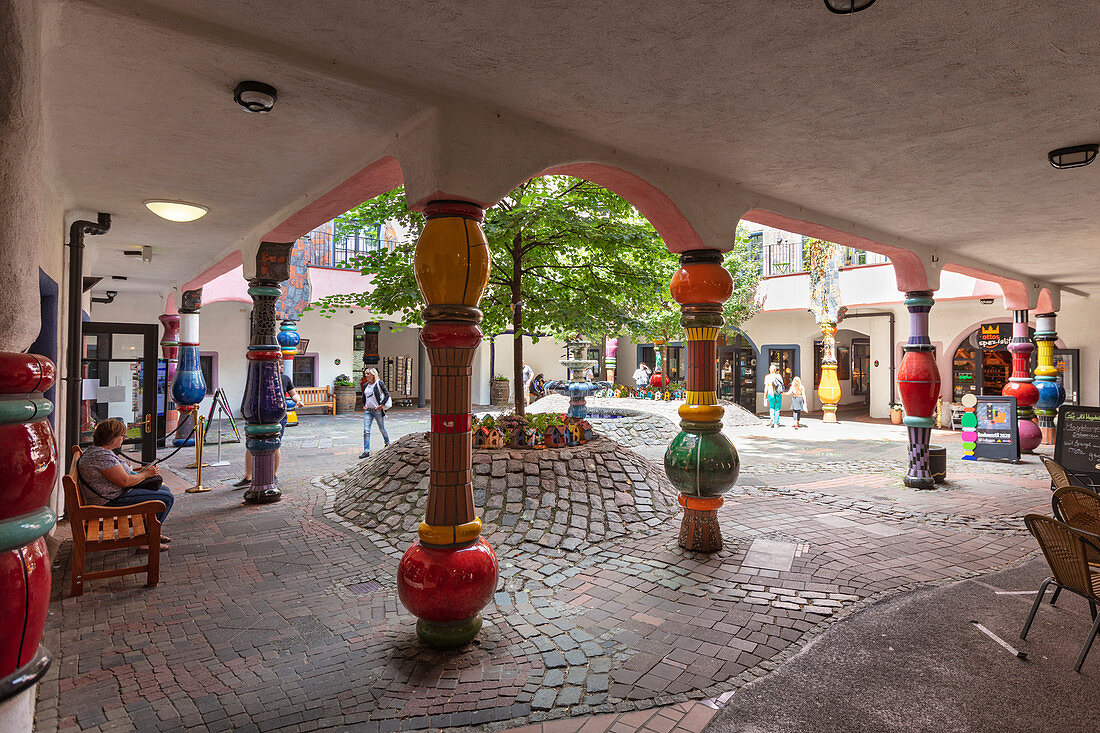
top-left (752, 240), bottom-right (889, 278)
top-left (302, 229), bottom-right (404, 269)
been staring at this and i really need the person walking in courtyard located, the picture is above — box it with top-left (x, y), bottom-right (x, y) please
top-left (360, 367), bottom-right (391, 459)
top-left (787, 375), bottom-right (806, 428)
top-left (632, 362), bottom-right (652, 390)
top-left (764, 363), bottom-right (785, 427)
top-left (522, 362), bottom-right (533, 405)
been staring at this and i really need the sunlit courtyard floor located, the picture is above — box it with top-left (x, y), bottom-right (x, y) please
top-left (36, 403), bottom-right (1091, 733)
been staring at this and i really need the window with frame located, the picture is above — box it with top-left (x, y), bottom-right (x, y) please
top-left (199, 355), bottom-right (215, 395)
top-left (292, 356), bottom-right (316, 388)
top-left (768, 348), bottom-right (796, 391)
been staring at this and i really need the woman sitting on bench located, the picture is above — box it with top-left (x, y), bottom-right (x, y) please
top-left (77, 418), bottom-right (175, 539)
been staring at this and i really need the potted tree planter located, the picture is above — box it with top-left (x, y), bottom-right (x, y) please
top-left (490, 375), bottom-right (510, 406)
top-left (334, 374), bottom-right (357, 414)
top-left (889, 402), bottom-right (904, 425)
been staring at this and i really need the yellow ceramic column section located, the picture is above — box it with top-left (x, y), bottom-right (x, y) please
top-left (817, 322), bottom-right (841, 422)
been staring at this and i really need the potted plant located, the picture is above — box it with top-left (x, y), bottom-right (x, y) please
top-left (333, 374), bottom-right (357, 414)
top-left (889, 402), bottom-right (904, 425)
top-left (490, 375), bottom-right (510, 406)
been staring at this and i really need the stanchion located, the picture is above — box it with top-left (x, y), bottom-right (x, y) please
top-left (207, 401), bottom-right (230, 467)
top-left (186, 415), bottom-right (210, 493)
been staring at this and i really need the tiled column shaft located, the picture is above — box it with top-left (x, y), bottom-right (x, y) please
top-left (1004, 309), bottom-right (1042, 452)
top-left (278, 319), bottom-right (300, 428)
top-left (0, 353), bottom-right (57, 705)
top-left (817, 322), bottom-right (841, 423)
top-left (158, 312), bottom-right (180, 438)
top-left (898, 291), bottom-right (940, 489)
top-left (171, 289), bottom-right (206, 447)
top-left (242, 243), bottom-right (293, 505)
top-left (1032, 312), bottom-right (1065, 445)
top-left (664, 250), bottom-right (739, 553)
top-left (397, 201), bottom-right (498, 647)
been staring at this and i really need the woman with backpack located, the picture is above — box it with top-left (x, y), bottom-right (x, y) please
top-left (763, 363), bottom-right (786, 428)
top-left (360, 368), bottom-right (391, 459)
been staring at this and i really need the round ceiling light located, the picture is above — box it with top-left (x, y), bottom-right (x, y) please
top-left (234, 81), bottom-right (278, 113)
top-left (144, 200), bottom-right (209, 222)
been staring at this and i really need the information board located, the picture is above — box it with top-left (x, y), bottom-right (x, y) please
top-left (1054, 405), bottom-right (1100, 485)
top-left (973, 395), bottom-right (1019, 462)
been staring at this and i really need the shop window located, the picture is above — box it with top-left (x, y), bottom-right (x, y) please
top-left (292, 355), bottom-right (316, 388)
top-left (768, 348), bottom-right (796, 390)
top-left (199, 354), bottom-right (215, 395)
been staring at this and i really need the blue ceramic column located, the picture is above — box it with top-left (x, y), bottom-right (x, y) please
top-left (242, 243), bottom-right (292, 504)
top-left (277, 319), bottom-right (300, 428)
top-left (171, 288), bottom-right (206, 446)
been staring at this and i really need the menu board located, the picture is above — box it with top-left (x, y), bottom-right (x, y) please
top-left (973, 395), bottom-right (1019, 462)
top-left (1054, 406), bottom-right (1100, 483)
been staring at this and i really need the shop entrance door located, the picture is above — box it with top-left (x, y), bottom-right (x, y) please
top-left (1055, 348), bottom-right (1079, 405)
top-left (851, 339), bottom-right (871, 407)
top-left (78, 322), bottom-right (159, 464)
top-left (718, 335), bottom-right (757, 413)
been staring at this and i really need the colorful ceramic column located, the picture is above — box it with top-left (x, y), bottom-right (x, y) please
top-left (605, 337), bottom-right (619, 383)
top-left (1032, 312), bottom-right (1065, 445)
top-left (664, 250), bottom-right (740, 553)
top-left (158, 308), bottom-right (180, 439)
top-left (396, 200), bottom-right (498, 647)
top-left (171, 289), bottom-right (206, 447)
top-left (898, 291), bottom-right (941, 489)
top-left (242, 242), bottom-right (293, 505)
top-left (277, 319), bottom-right (299, 428)
top-left (0, 353), bottom-right (57, 708)
top-left (817, 323), bottom-right (841, 422)
top-left (1004, 309), bottom-right (1042, 452)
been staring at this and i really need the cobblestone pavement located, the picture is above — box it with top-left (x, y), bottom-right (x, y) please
top-left (36, 405), bottom-right (1052, 732)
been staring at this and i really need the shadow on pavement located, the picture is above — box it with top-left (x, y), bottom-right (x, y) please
top-left (706, 559), bottom-right (1099, 733)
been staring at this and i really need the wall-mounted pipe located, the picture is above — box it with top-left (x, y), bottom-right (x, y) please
top-left (65, 214), bottom-right (111, 468)
top-left (839, 310), bottom-right (895, 405)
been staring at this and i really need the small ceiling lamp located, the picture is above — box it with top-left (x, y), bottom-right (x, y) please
top-left (145, 200), bottom-right (208, 222)
top-left (234, 81), bottom-right (278, 113)
top-left (824, 0), bottom-right (876, 13)
top-left (123, 246), bottom-right (153, 262)
top-left (1048, 144), bottom-right (1099, 170)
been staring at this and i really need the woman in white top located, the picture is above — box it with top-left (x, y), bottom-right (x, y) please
top-left (360, 368), bottom-right (391, 459)
top-left (632, 363), bottom-right (652, 389)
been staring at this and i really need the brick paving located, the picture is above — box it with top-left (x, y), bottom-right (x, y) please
top-left (35, 405), bottom-right (1051, 732)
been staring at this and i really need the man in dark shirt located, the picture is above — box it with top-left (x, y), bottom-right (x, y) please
top-left (233, 372), bottom-right (299, 488)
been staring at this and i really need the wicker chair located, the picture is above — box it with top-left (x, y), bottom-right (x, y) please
top-left (1022, 514), bottom-right (1100, 671)
top-left (1048, 487), bottom-right (1100, 606)
top-left (1040, 455), bottom-right (1099, 493)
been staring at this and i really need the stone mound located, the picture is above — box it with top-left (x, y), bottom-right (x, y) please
top-left (331, 432), bottom-right (679, 554)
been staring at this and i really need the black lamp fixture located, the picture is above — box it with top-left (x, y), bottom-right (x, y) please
top-left (824, 0), bottom-right (876, 13)
top-left (234, 81), bottom-right (278, 113)
top-left (979, 298), bottom-right (995, 305)
top-left (1048, 144), bottom-right (1099, 169)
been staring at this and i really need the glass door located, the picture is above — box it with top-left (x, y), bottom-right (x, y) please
top-left (80, 322), bottom-right (159, 463)
top-left (1054, 348), bottom-right (1079, 405)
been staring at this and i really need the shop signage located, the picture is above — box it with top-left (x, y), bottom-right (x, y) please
top-left (1054, 405), bottom-right (1100, 485)
top-left (972, 395), bottom-right (1019, 462)
top-left (974, 322), bottom-right (1012, 350)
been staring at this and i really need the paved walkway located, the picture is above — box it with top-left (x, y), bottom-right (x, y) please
top-left (36, 404), bottom-right (1058, 732)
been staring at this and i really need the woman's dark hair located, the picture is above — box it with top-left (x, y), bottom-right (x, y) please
top-left (92, 418), bottom-right (127, 446)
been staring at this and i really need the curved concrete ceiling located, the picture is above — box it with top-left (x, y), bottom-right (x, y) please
top-left (48, 0), bottom-right (1100, 295)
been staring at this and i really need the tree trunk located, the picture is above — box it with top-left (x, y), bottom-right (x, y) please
top-left (512, 233), bottom-right (526, 417)
top-left (659, 343), bottom-right (667, 387)
top-left (599, 335), bottom-right (607, 381)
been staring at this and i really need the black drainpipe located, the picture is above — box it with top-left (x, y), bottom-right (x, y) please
top-left (65, 214), bottom-right (111, 468)
top-left (839, 310), bottom-right (896, 405)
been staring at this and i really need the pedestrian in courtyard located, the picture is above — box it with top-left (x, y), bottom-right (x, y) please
top-left (764, 363), bottom-right (785, 427)
top-left (787, 375), bottom-right (806, 428)
top-left (522, 362), bottom-right (533, 405)
top-left (233, 372), bottom-right (299, 489)
top-left (76, 418), bottom-right (174, 550)
top-left (360, 367), bottom-right (391, 459)
top-left (632, 362), bottom-right (651, 390)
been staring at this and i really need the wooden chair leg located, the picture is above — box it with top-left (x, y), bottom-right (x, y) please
top-left (146, 517), bottom-right (161, 587)
top-left (70, 541), bottom-right (86, 597)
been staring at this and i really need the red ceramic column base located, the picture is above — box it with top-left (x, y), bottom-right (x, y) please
top-left (397, 537), bottom-right (498, 647)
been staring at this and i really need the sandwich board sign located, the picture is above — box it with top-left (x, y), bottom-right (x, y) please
top-left (965, 394), bottom-right (1019, 463)
top-left (1054, 405), bottom-right (1100, 487)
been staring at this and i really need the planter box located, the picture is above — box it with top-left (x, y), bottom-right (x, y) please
top-left (334, 385), bottom-right (358, 414)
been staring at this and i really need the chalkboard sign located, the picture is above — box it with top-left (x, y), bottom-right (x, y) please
top-left (973, 395), bottom-right (1019, 462)
top-left (1054, 405), bottom-right (1100, 485)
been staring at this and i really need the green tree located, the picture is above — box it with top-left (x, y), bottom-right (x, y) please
top-left (314, 177), bottom-right (676, 416)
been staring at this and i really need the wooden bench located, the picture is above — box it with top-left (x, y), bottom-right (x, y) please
top-left (295, 385), bottom-right (336, 415)
top-left (64, 446), bottom-right (165, 597)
